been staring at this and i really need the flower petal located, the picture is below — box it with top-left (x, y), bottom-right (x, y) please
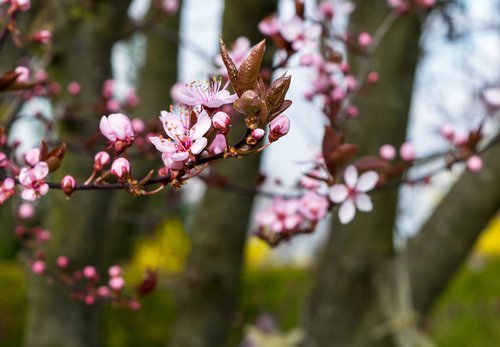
top-left (191, 137), bottom-right (208, 154)
top-left (160, 110), bottom-right (184, 139)
top-left (344, 165), bottom-right (358, 188)
top-left (329, 184), bottom-right (348, 203)
top-left (356, 171), bottom-right (378, 192)
top-left (355, 193), bottom-right (373, 212)
top-left (191, 111), bottom-right (212, 139)
top-left (338, 200), bottom-right (355, 224)
top-left (149, 136), bottom-right (175, 153)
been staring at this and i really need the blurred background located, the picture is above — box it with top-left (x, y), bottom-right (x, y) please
top-left (0, 0), bottom-right (499, 346)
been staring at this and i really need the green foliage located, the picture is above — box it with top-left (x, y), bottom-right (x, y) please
top-left (2, 257), bottom-right (500, 346)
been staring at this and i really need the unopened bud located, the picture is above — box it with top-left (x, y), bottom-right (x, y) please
top-left (268, 115), bottom-right (290, 142)
top-left (61, 175), bottom-right (76, 197)
top-left (212, 111), bottom-right (230, 134)
top-left (111, 158), bottom-right (130, 181)
top-left (94, 151), bottom-right (110, 171)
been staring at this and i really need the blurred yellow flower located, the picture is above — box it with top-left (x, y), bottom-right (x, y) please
top-left (475, 216), bottom-right (500, 255)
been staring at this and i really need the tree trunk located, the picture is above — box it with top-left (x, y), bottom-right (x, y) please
top-left (24, 2), bottom-right (132, 347)
top-left (168, 1), bottom-right (277, 346)
top-left (302, 2), bottom-right (423, 346)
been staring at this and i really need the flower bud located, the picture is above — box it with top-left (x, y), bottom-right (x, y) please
top-left (57, 256), bottom-right (69, 269)
top-left (379, 144), bottom-right (396, 161)
top-left (61, 175), bottom-right (76, 197)
top-left (212, 111), bottom-right (230, 134)
top-left (33, 30), bottom-right (52, 45)
top-left (0, 152), bottom-right (8, 168)
top-left (358, 32), bottom-right (372, 47)
top-left (18, 203), bottom-right (35, 219)
top-left (367, 71), bottom-right (379, 84)
top-left (15, 66), bottom-right (30, 83)
top-left (31, 260), bottom-right (45, 275)
top-left (400, 142), bottom-right (415, 162)
top-left (268, 115), bottom-right (290, 142)
top-left (94, 151), bottom-right (110, 171)
top-left (83, 266), bottom-right (98, 280)
top-left (67, 82), bottom-right (81, 95)
top-left (251, 128), bottom-right (265, 141)
top-left (111, 158), bottom-right (130, 181)
top-left (12, 0), bottom-right (31, 12)
top-left (467, 155), bottom-right (483, 173)
top-left (97, 286), bottom-right (110, 297)
top-left (108, 265), bottom-right (122, 278)
top-left (109, 276), bottom-right (125, 291)
top-left (440, 123), bottom-right (455, 141)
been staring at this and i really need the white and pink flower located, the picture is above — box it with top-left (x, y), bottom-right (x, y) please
top-left (149, 109), bottom-right (212, 170)
top-left (99, 113), bottom-right (135, 152)
top-left (19, 161), bottom-right (49, 201)
top-left (176, 79), bottom-right (238, 109)
top-left (256, 198), bottom-right (303, 233)
top-left (329, 165), bottom-right (378, 224)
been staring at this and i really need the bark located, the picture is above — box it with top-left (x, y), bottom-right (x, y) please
top-left (168, 1), bottom-right (277, 346)
top-left (408, 145), bottom-right (500, 315)
top-left (302, 2), bottom-right (422, 346)
top-left (24, 2), bottom-right (132, 347)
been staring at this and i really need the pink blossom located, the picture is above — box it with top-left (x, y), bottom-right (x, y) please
top-left (19, 161), bottom-right (49, 201)
top-left (212, 111), bottom-right (230, 134)
top-left (106, 99), bottom-right (121, 112)
top-left (207, 134), bottom-right (227, 155)
top-left (131, 118), bottom-right (145, 133)
top-left (0, 152), bottom-right (8, 168)
top-left (440, 123), bottom-right (455, 141)
top-left (31, 260), bottom-right (45, 275)
top-left (83, 266), bottom-right (98, 280)
top-left (256, 198), bottom-right (303, 233)
top-left (57, 256), bottom-right (69, 269)
top-left (67, 82), bottom-right (81, 95)
top-left (129, 300), bottom-right (141, 310)
top-left (94, 151), bottom-right (110, 171)
top-left (379, 144), bottom-right (396, 160)
top-left (319, 2), bottom-right (335, 20)
top-left (84, 295), bottom-right (95, 306)
top-left (97, 286), bottom-right (110, 297)
top-left (399, 142), bottom-right (415, 161)
top-left (108, 265), bottom-right (122, 278)
top-left (268, 115), bottom-right (290, 142)
top-left (18, 203), bottom-right (35, 219)
top-left (33, 30), bottom-right (51, 45)
top-left (346, 105), bottom-right (359, 118)
top-left (280, 16), bottom-right (321, 50)
top-left (0, 178), bottom-right (15, 204)
top-left (329, 165), bottom-right (378, 224)
top-left (175, 78), bottom-right (237, 108)
top-left (161, 0), bottom-right (178, 14)
top-left (125, 89), bottom-right (140, 108)
top-left (99, 113), bottom-right (135, 151)
top-left (11, 0), bottom-right (30, 12)
top-left (149, 109), bottom-right (211, 170)
top-left (102, 79), bottom-right (114, 98)
top-left (299, 192), bottom-right (329, 221)
top-left (111, 158), bottom-right (130, 181)
top-left (258, 15), bottom-right (281, 36)
top-left (15, 66), bottom-right (30, 83)
top-left (367, 71), bottom-right (379, 84)
top-left (24, 148), bottom-right (40, 166)
top-left (467, 155), bottom-right (483, 173)
top-left (109, 276), bottom-right (125, 291)
top-left (358, 32), bottom-right (372, 47)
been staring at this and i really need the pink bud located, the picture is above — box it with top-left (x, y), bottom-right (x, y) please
top-left (453, 132), bottom-right (468, 147)
top-left (84, 295), bottom-right (95, 305)
top-left (125, 89), bottom-right (140, 108)
top-left (268, 115), bottom-right (290, 142)
top-left (109, 276), bottom-right (125, 291)
top-left (379, 144), bottom-right (396, 160)
top-left (37, 229), bottom-right (51, 242)
top-left (97, 286), bottom-right (110, 297)
top-left (358, 32), bottom-right (372, 47)
top-left (400, 142), bottom-right (415, 161)
top-left (212, 111), bottom-right (230, 134)
top-left (319, 2), bottom-right (334, 19)
top-left (35, 70), bottom-right (48, 82)
top-left (15, 66), bottom-right (30, 83)
top-left (440, 123), bottom-right (455, 141)
top-left (83, 266), bottom-right (98, 280)
top-left (108, 265), bottom-right (122, 278)
top-left (158, 166), bottom-right (170, 177)
top-left (94, 151), bottom-right (110, 171)
top-left (31, 260), bottom-right (45, 275)
top-left (61, 175), bottom-right (76, 197)
top-left (111, 158), bottom-right (130, 181)
top-left (33, 30), bottom-right (51, 45)
top-left (128, 299), bottom-right (141, 310)
top-left (331, 88), bottom-right (346, 102)
top-left (131, 119), bottom-right (145, 133)
top-left (346, 105), bottom-right (359, 118)
top-left (56, 256), bottom-right (69, 269)
top-left (367, 71), bottom-right (379, 84)
top-left (102, 79), bottom-right (114, 98)
top-left (251, 128), bottom-right (265, 141)
top-left (0, 152), bottom-right (8, 168)
top-left (345, 75), bottom-right (357, 91)
top-left (18, 203), bottom-right (35, 219)
top-left (467, 155), bottom-right (483, 173)
top-left (13, 0), bottom-right (31, 12)
top-left (106, 99), bottom-right (121, 112)
top-left (162, 0), bottom-right (179, 14)
top-left (67, 82), bottom-right (81, 95)
top-left (99, 113), bottom-right (135, 152)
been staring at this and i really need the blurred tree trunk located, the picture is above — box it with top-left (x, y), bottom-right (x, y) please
top-left (101, 1), bottom-right (183, 264)
top-left (302, 2), bottom-right (422, 346)
top-left (408, 145), bottom-right (500, 315)
top-left (168, 1), bottom-right (277, 346)
top-left (24, 2), bottom-right (132, 347)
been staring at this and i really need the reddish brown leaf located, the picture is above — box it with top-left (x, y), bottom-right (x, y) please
top-left (237, 39), bottom-right (266, 94)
